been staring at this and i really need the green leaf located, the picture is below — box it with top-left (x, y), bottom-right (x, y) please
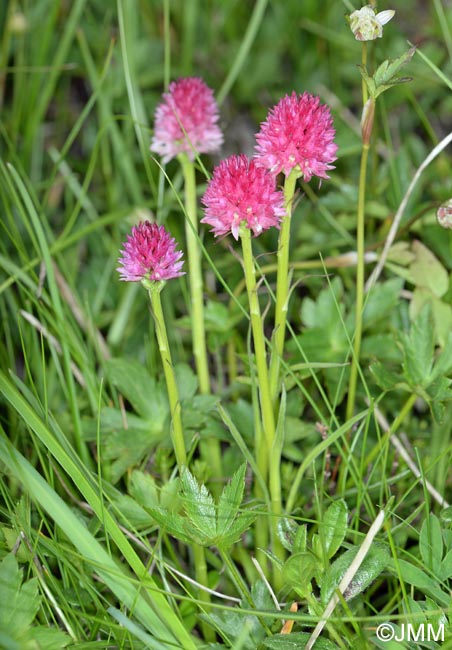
top-left (362, 278), bottom-right (404, 330)
top-left (217, 463), bottom-right (247, 537)
top-left (393, 559), bottom-right (450, 607)
top-left (180, 467), bottom-right (217, 540)
top-left (277, 518), bottom-right (300, 552)
top-left (318, 499), bottom-right (349, 561)
top-left (148, 506), bottom-right (196, 545)
top-left (409, 240), bottom-right (449, 298)
top-left (0, 554), bottom-right (40, 636)
top-left (419, 514), bottom-right (443, 576)
top-left (321, 545), bottom-right (388, 605)
top-left (282, 552), bottom-right (320, 597)
top-left (175, 364), bottom-right (198, 401)
top-left (401, 304), bottom-right (434, 387)
top-left (439, 549), bottom-right (452, 580)
top-left (106, 358), bottom-right (168, 421)
top-left (369, 362), bottom-right (408, 392)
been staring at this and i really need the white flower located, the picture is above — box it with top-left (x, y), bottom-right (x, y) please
top-left (349, 5), bottom-right (395, 41)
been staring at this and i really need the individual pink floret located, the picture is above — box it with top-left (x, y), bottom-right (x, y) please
top-left (254, 92), bottom-right (337, 180)
top-left (201, 154), bottom-right (285, 240)
top-left (117, 221), bottom-right (184, 282)
top-left (150, 77), bottom-right (223, 163)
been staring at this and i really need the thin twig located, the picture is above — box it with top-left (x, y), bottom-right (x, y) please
top-left (365, 130), bottom-right (452, 292)
top-left (370, 401), bottom-right (449, 508)
top-left (305, 509), bottom-right (386, 650)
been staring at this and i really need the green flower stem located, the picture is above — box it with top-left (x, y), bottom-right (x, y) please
top-left (240, 224), bottom-right (276, 457)
top-left (269, 169), bottom-right (298, 409)
top-left (178, 153), bottom-right (210, 395)
top-left (361, 42), bottom-right (368, 105)
top-left (178, 153), bottom-right (222, 489)
top-left (345, 141), bottom-right (370, 423)
top-left (240, 225), bottom-right (285, 579)
top-left (146, 281), bottom-right (186, 469)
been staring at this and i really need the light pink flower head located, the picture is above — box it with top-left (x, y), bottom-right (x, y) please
top-left (254, 92), bottom-right (337, 180)
top-left (117, 221), bottom-right (184, 282)
top-left (201, 154), bottom-right (285, 240)
top-left (150, 77), bottom-right (223, 163)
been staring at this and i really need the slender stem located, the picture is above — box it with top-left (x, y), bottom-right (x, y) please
top-left (178, 153), bottom-right (223, 490)
top-left (345, 141), bottom-right (370, 422)
top-left (147, 282), bottom-right (186, 469)
top-left (240, 225), bottom-right (275, 453)
top-left (240, 225), bottom-right (285, 582)
top-left (179, 153), bottom-right (210, 395)
top-left (361, 41), bottom-right (368, 106)
top-left (269, 170), bottom-right (298, 408)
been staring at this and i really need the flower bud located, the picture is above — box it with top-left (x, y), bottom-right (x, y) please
top-left (349, 5), bottom-right (395, 41)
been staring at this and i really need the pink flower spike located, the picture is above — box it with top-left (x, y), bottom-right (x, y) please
top-left (117, 221), bottom-right (184, 282)
top-left (201, 154), bottom-right (285, 240)
top-left (150, 77), bottom-right (223, 163)
top-left (254, 92), bottom-right (338, 181)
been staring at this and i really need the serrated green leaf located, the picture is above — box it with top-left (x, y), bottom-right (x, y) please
top-left (0, 554), bottom-right (40, 636)
top-left (420, 514), bottom-right (443, 576)
top-left (148, 506), bottom-right (197, 544)
top-left (218, 512), bottom-right (256, 549)
top-left (321, 545), bottom-right (388, 605)
top-left (318, 499), bottom-right (349, 561)
top-left (217, 463), bottom-right (247, 537)
top-left (175, 364), bottom-right (198, 401)
top-left (362, 278), bottom-right (404, 330)
top-left (106, 358), bottom-right (168, 421)
top-left (431, 332), bottom-right (452, 381)
top-left (369, 362), bottom-right (408, 391)
top-left (373, 47), bottom-right (415, 88)
top-left (181, 468), bottom-right (217, 539)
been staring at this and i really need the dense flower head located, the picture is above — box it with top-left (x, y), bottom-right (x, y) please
top-left (201, 154), bottom-right (285, 240)
top-left (254, 92), bottom-right (338, 180)
top-left (150, 77), bottom-right (223, 163)
top-left (349, 6), bottom-right (395, 41)
top-left (117, 221), bottom-right (184, 282)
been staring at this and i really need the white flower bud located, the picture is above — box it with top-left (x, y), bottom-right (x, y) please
top-left (349, 5), bottom-right (395, 41)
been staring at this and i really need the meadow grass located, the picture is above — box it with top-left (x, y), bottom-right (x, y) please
top-left (0, 1), bottom-right (452, 648)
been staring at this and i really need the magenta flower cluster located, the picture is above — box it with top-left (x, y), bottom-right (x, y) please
top-left (118, 78), bottom-right (338, 284)
top-left (255, 92), bottom-right (338, 180)
top-left (117, 221), bottom-right (184, 282)
top-left (201, 90), bottom-right (337, 239)
top-left (150, 77), bottom-right (223, 163)
top-left (201, 155), bottom-right (285, 240)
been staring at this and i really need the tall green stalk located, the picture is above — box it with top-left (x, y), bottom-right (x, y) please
top-left (345, 40), bottom-right (375, 422)
top-left (345, 141), bottom-right (370, 422)
top-left (178, 153), bottom-right (222, 487)
top-left (240, 224), bottom-right (284, 579)
top-left (145, 281), bottom-right (186, 469)
top-left (269, 169), bottom-right (298, 409)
